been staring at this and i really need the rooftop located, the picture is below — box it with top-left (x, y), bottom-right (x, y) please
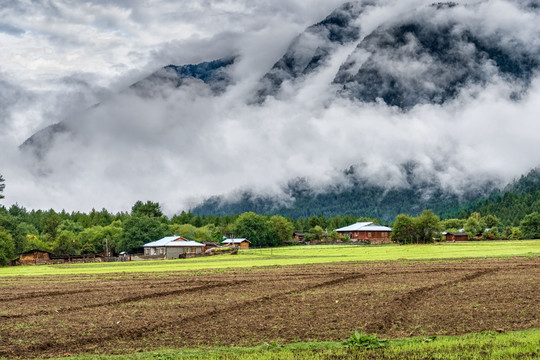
top-left (223, 238), bottom-right (250, 244)
top-left (142, 235), bottom-right (203, 248)
top-left (335, 222), bottom-right (374, 232)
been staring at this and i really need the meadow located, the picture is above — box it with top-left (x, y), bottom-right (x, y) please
top-left (1, 240), bottom-right (539, 277)
top-left (55, 328), bottom-right (540, 360)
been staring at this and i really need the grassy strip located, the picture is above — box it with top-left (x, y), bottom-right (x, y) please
top-left (48, 328), bottom-right (540, 360)
top-left (1, 240), bottom-right (539, 277)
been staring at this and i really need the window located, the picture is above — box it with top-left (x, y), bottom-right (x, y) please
top-left (145, 248), bottom-right (150, 255)
top-left (368, 232), bottom-right (372, 237)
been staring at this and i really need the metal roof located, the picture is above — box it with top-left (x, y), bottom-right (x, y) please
top-left (335, 222), bottom-right (392, 232)
top-left (163, 241), bottom-right (205, 247)
top-left (142, 235), bottom-right (203, 248)
top-left (223, 238), bottom-right (250, 244)
top-left (335, 222), bottom-right (374, 232)
top-left (360, 225), bottom-right (392, 231)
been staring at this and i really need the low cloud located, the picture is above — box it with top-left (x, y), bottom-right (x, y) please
top-left (1, 0), bottom-right (540, 215)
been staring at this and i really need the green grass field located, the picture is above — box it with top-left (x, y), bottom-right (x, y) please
top-left (1, 240), bottom-right (538, 277)
top-left (50, 329), bottom-right (540, 360)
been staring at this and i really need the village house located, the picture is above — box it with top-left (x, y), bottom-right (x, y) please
top-left (335, 222), bottom-right (393, 244)
top-left (222, 238), bottom-right (251, 249)
top-left (142, 235), bottom-right (205, 259)
top-left (445, 232), bottom-right (469, 242)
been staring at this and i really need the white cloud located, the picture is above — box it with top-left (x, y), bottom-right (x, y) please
top-left (1, 0), bottom-right (539, 215)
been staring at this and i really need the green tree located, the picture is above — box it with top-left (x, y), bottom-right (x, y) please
top-left (58, 220), bottom-right (84, 234)
top-left (415, 210), bottom-right (441, 243)
top-left (53, 230), bottom-right (79, 255)
top-left (234, 212), bottom-right (275, 247)
top-left (510, 227), bottom-right (523, 240)
top-left (441, 218), bottom-right (465, 231)
top-left (482, 214), bottom-right (499, 229)
top-left (391, 214), bottom-right (417, 244)
top-left (118, 215), bottom-right (169, 252)
top-left (0, 227), bottom-right (14, 265)
top-left (0, 174), bottom-right (5, 200)
top-left (131, 201), bottom-right (164, 218)
top-left (464, 212), bottom-right (486, 237)
top-left (14, 222), bottom-right (38, 254)
top-left (519, 212), bottom-right (540, 239)
top-left (307, 225), bottom-right (325, 241)
top-left (41, 210), bottom-right (62, 240)
top-left (269, 215), bottom-right (294, 246)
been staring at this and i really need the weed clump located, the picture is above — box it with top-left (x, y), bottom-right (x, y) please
top-left (342, 331), bottom-right (388, 349)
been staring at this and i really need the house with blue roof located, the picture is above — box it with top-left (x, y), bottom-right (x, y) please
top-left (142, 235), bottom-right (205, 259)
top-left (335, 222), bottom-right (392, 244)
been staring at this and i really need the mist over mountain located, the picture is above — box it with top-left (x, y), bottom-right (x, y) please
top-left (3, 0), bottom-right (540, 215)
top-left (192, 162), bottom-right (500, 220)
top-left (21, 56), bottom-right (237, 158)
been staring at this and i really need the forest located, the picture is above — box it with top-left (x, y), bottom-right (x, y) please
top-left (1, 168), bottom-right (540, 266)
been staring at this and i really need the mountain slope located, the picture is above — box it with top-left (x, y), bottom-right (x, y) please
top-left (254, 1), bottom-right (367, 102)
top-left (20, 56), bottom-right (237, 157)
top-left (334, 12), bottom-right (538, 108)
top-left (447, 167), bottom-right (540, 226)
top-left (192, 163), bottom-right (499, 221)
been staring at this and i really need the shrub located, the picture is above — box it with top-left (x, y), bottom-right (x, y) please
top-left (342, 331), bottom-right (388, 349)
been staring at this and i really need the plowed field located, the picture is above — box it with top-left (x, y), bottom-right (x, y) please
top-left (0, 257), bottom-right (538, 359)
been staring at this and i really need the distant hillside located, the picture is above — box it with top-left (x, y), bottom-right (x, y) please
top-left (191, 163), bottom-right (498, 221)
top-left (445, 167), bottom-right (540, 226)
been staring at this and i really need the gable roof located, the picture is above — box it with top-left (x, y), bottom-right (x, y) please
top-left (335, 222), bottom-right (374, 232)
top-left (142, 235), bottom-right (203, 248)
top-left (335, 222), bottom-right (392, 232)
top-left (222, 238), bottom-right (250, 244)
top-left (360, 224), bottom-right (392, 231)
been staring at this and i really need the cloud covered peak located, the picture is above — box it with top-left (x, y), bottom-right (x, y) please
top-left (2, 0), bottom-right (540, 215)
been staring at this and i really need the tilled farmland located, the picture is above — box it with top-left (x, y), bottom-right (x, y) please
top-left (0, 257), bottom-right (538, 359)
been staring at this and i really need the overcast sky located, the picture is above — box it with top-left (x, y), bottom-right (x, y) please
top-left (1, 0), bottom-right (540, 215)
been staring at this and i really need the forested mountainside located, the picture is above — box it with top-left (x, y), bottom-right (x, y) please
top-left (192, 164), bottom-right (498, 221)
top-left (444, 167), bottom-right (540, 226)
top-left (14, 1), bottom-right (540, 220)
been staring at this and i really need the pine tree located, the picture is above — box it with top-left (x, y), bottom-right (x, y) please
top-left (0, 174), bottom-right (5, 199)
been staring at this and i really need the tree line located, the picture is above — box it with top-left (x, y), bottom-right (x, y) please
top-left (390, 210), bottom-right (540, 244)
top-left (0, 196), bottom-right (381, 265)
top-left (1, 171), bottom-right (540, 265)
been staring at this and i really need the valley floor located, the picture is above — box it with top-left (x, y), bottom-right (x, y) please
top-left (0, 256), bottom-right (538, 359)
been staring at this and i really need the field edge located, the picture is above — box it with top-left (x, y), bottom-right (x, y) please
top-left (35, 328), bottom-right (540, 360)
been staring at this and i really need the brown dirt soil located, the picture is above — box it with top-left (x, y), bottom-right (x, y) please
top-left (0, 257), bottom-right (538, 359)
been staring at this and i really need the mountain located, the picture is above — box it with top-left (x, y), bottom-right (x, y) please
top-left (446, 167), bottom-right (540, 226)
top-left (254, 1), bottom-right (366, 102)
top-left (333, 6), bottom-right (538, 108)
top-left (191, 163), bottom-right (499, 221)
top-left (18, 1), bottom-right (540, 217)
top-left (20, 56), bottom-right (236, 157)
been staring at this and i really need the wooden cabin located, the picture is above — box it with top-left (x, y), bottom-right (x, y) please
top-left (335, 222), bottom-right (393, 244)
top-left (445, 232), bottom-right (469, 242)
top-left (222, 238), bottom-right (251, 249)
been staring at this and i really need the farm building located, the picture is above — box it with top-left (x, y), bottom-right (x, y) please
top-left (222, 238), bottom-right (251, 249)
top-left (142, 235), bottom-right (205, 259)
top-left (18, 250), bottom-right (53, 265)
top-left (16, 250), bottom-right (104, 265)
top-left (335, 222), bottom-right (393, 244)
top-left (445, 232), bottom-right (469, 242)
